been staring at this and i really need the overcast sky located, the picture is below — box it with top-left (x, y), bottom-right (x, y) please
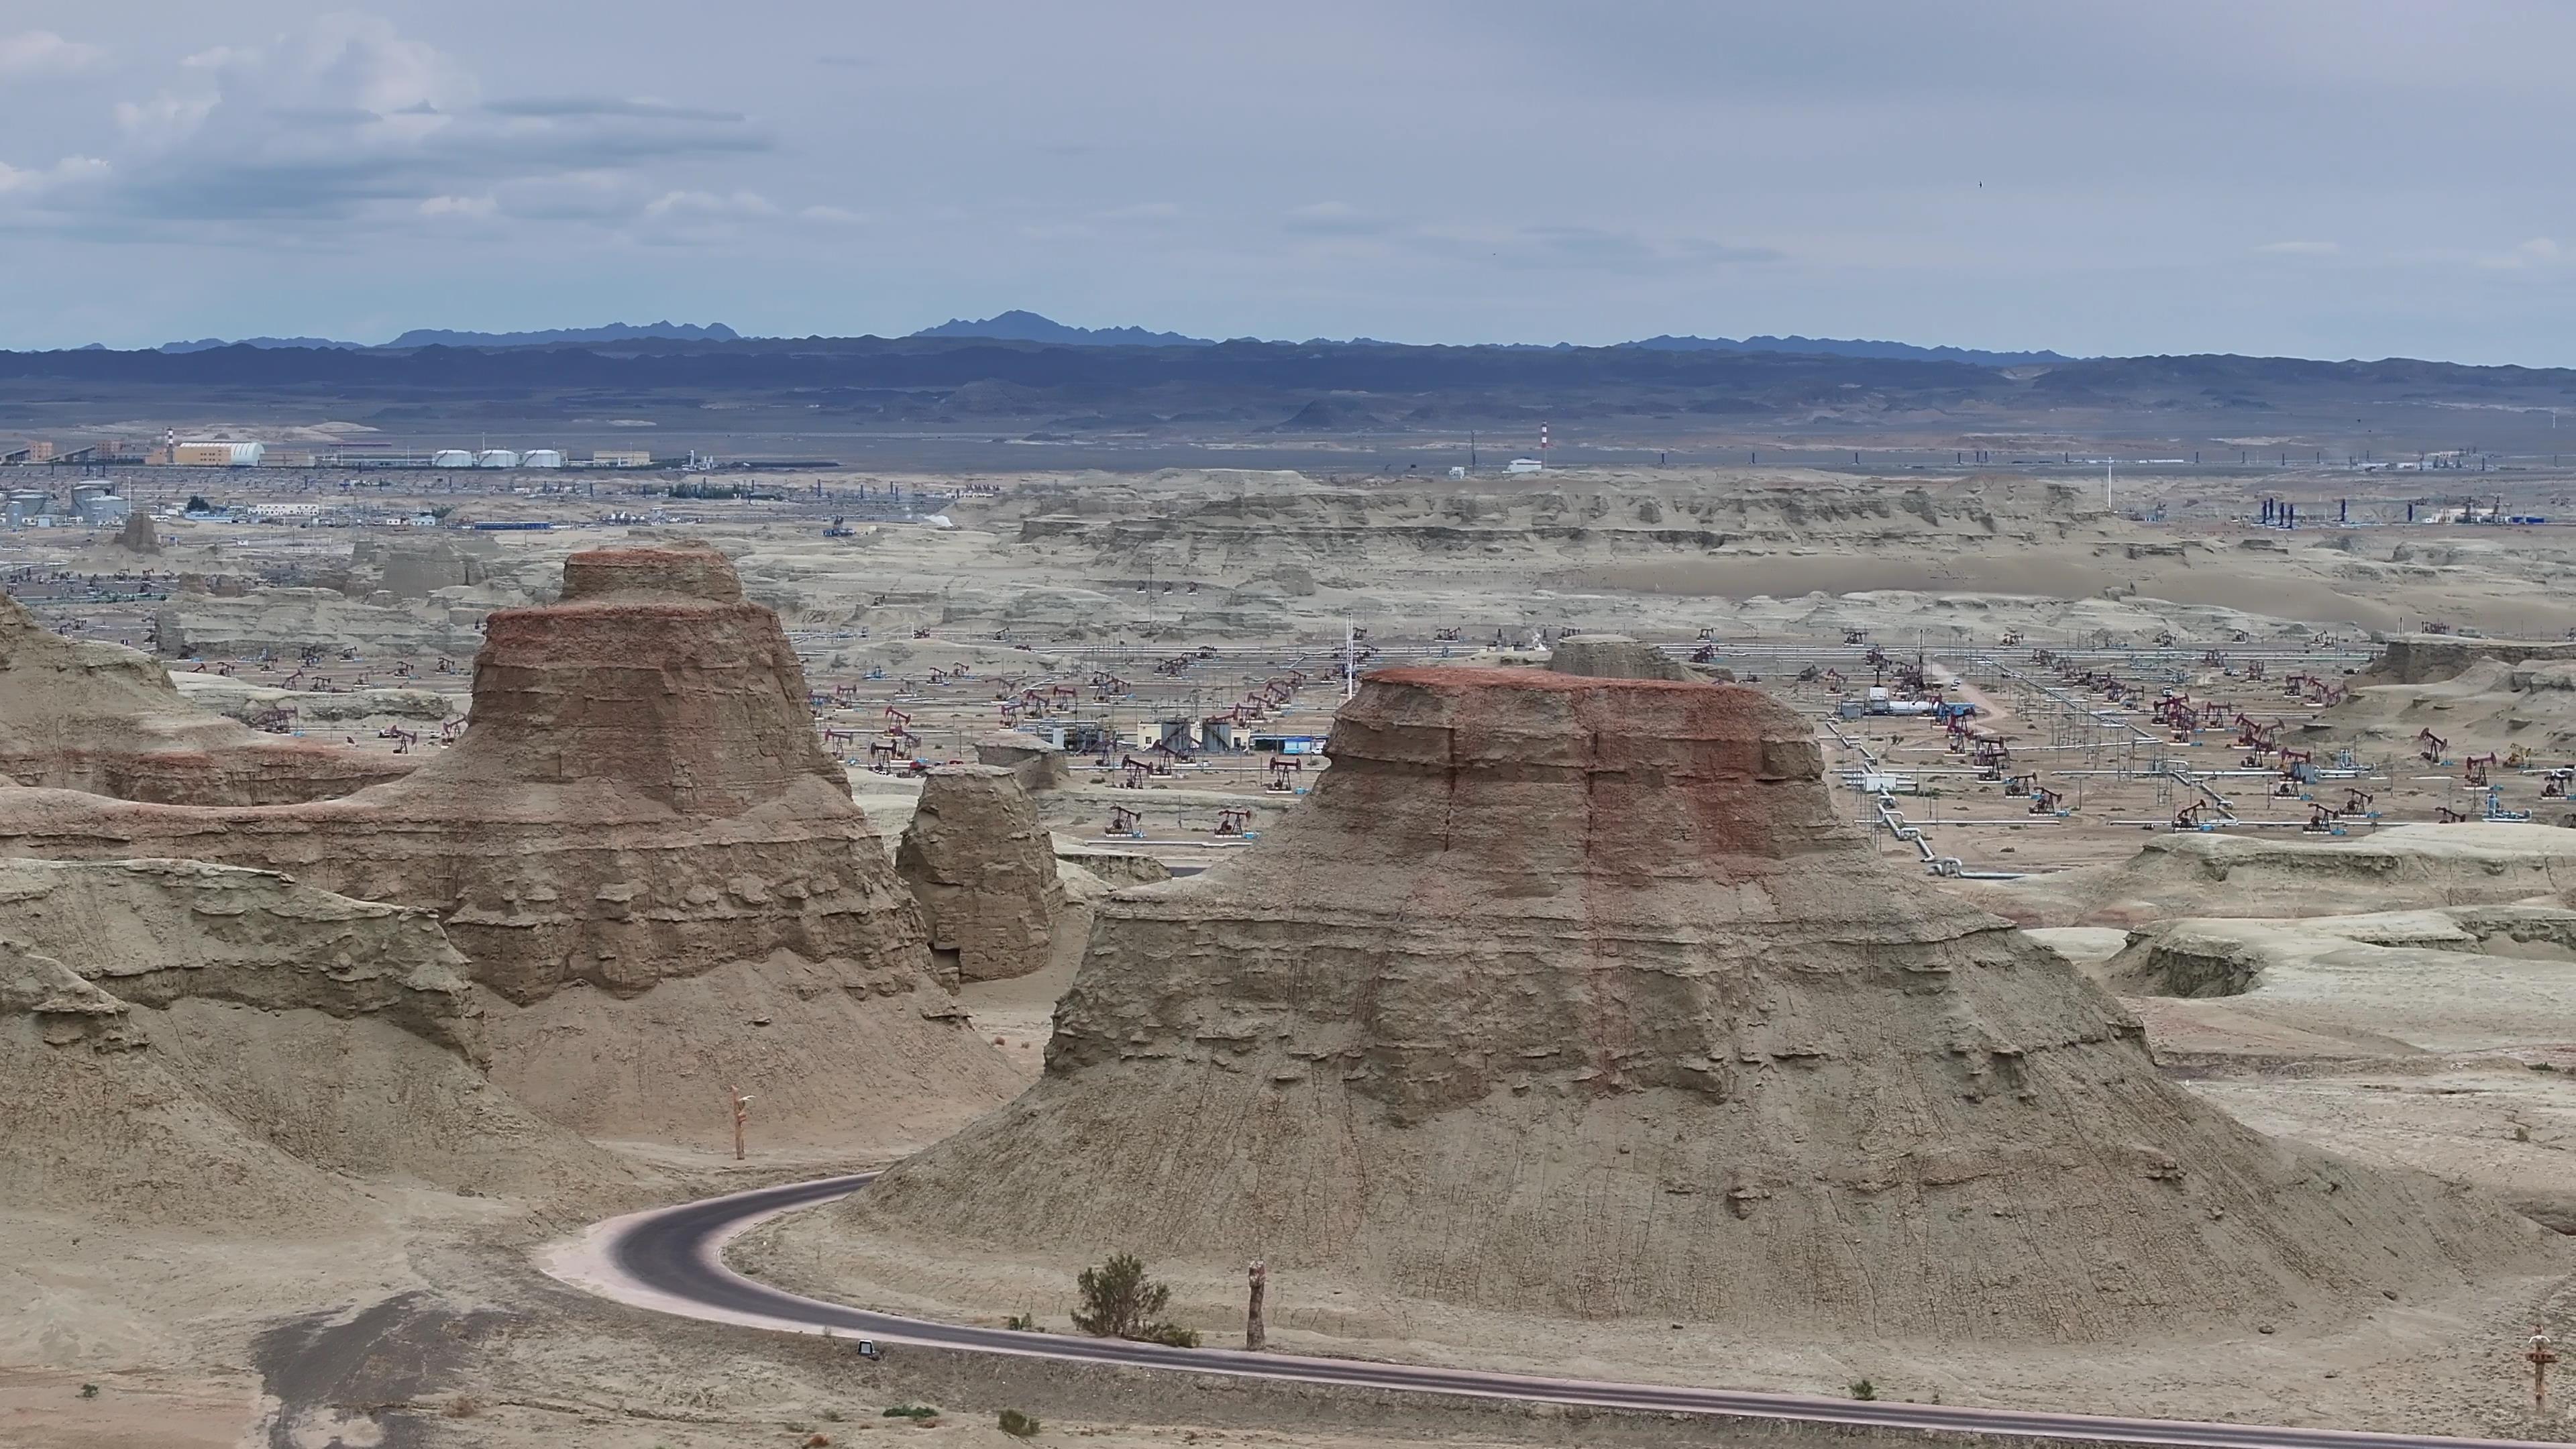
top-left (6, 1), bottom-right (2576, 362)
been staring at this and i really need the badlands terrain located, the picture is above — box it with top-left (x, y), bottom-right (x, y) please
top-left (5, 461), bottom-right (2576, 1447)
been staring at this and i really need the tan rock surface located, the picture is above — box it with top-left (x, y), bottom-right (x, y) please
top-left (0, 592), bottom-right (409, 806)
top-left (0, 857), bottom-right (641, 1228)
top-left (898, 765), bottom-right (1067, 984)
top-left (1964, 824), bottom-right (2576, 928)
top-left (814, 667), bottom-right (2553, 1342)
top-left (0, 547), bottom-right (1020, 1150)
top-left (977, 727), bottom-right (1071, 790)
top-left (1542, 633), bottom-right (1700, 681)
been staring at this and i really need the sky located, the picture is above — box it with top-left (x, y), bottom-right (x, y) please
top-left (7, 1), bottom-right (2576, 362)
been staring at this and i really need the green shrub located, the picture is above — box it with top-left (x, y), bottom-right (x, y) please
top-left (1849, 1379), bottom-right (1878, 1401)
top-left (881, 1404), bottom-right (939, 1419)
top-left (1072, 1254), bottom-right (1195, 1346)
top-left (999, 1408), bottom-right (1042, 1438)
top-left (1005, 1312), bottom-right (1044, 1332)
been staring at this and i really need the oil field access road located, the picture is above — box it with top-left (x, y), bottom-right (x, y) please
top-left (543, 1174), bottom-right (2563, 1449)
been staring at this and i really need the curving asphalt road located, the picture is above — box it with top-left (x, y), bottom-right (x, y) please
top-left (544, 1173), bottom-right (2561, 1449)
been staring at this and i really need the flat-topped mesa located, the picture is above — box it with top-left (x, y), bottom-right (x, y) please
top-left (458, 545), bottom-right (841, 814)
top-left (1542, 633), bottom-right (1702, 682)
top-left (0, 547), bottom-right (1018, 1148)
top-left (836, 666), bottom-right (2549, 1341)
top-left (1314, 666), bottom-right (1843, 884)
top-left (558, 545), bottom-right (746, 603)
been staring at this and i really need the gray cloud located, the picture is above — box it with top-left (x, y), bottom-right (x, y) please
top-left (484, 97), bottom-right (749, 123)
top-left (11, 14), bottom-right (769, 233)
top-left (0, 28), bottom-right (106, 78)
top-left (7, 2), bottom-right (2576, 361)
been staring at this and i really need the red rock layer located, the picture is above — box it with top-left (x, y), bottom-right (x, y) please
top-left (837, 667), bottom-right (2552, 1340)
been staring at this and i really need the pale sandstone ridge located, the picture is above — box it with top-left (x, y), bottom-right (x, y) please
top-left (835, 667), bottom-right (2551, 1341)
top-left (1964, 824), bottom-right (2576, 928)
top-left (976, 728), bottom-right (1071, 791)
top-left (2363, 633), bottom-right (2576, 686)
top-left (0, 590), bottom-right (409, 806)
top-left (0, 858), bottom-right (641, 1227)
top-left (1544, 632), bottom-right (1701, 682)
top-left (897, 765), bottom-right (1067, 983)
top-left (0, 547), bottom-right (1020, 1148)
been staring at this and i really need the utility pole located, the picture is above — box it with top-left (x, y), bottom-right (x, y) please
top-left (729, 1084), bottom-right (753, 1161)
top-left (1245, 1260), bottom-right (1268, 1351)
top-left (2530, 1326), bottom-right (2557, 1417)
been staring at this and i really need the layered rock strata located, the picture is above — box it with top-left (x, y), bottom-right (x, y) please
top-left (1545, 633), bottom-right (1703, 682)
top-left (1, 858), bottom-right (640, 1225)
top-left (0, 592), bottom-right (409, 806)
top-left (837, 667), bottom-right (2551, 1340)
top-left (0, 548), bottom-right (1018, 1146)
top-left (898, 765), bottom-right (1066, 983)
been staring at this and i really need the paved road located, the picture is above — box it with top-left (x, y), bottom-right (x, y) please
top-left (545, 1174), bottom-right (2560, 1449)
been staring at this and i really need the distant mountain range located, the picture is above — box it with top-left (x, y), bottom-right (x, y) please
top-left (134, 311), bottom-right (2063, 364)
top-left (158, 335), bottom-right (366, 353)
top-left (1622, 334), bottom-right (2070, 366)
top-left (155, 321), bottom-right (741, 353)
top-left (909, 312), bottom-right (2068, 364)
top-left (910, 310), bottom-right (1216, 347)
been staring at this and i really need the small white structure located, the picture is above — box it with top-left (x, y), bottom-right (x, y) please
top-left (475, 449), bottom-right (520, 469)
top-left (520, 449), bottom-right (565, 469)
top-left (246, 502), bottom-right (323, 521)
top-left (1505, 457), bottom-right (1544, 474)
top-left (431, 449), bottom-right (476, 468)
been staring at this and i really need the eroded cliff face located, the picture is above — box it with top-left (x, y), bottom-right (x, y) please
top-left (1007, 472), bottom-right (2112, 570)
top-left (0, 592), bottom-right (408, 806)
top-left (0, 549), bottom-right (1019, 1148)
top-left (896, 765), bottom-right (1065, 985)
top-left (843, 669), bottom-right (2551, 1340)
top-left (0, 858), bottom-right (641, 1226)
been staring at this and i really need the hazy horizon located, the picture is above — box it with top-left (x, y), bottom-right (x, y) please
top-left (7, 3), bottom-right (2576, 366)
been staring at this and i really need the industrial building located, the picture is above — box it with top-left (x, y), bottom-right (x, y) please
top-left (594, 450), bottom-right (654, 467)
top-left (431, 450), bottom-right (476, 468)
top-left (476, 449), bottom-right (521, 469)
top-left (172, 441), bottom-right (266, 467)
top-left (68, 484), bottom-right (129, 525)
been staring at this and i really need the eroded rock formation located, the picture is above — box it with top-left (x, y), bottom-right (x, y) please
top-left (1544, 633), bottom-right (1700, 682)
top-left (898, 765), bottom-right (1065, 983)
top-left (976, 729), bottom-right (1070, 792)
top-left (835, 667), bottom-right (2550, 1340)
top-left (113, 511), bottom-right (159, 555)
top-left (0, 592), bottom-right (409, 806)
top-left (0, 858), bottom-right (640, 1226)
top-left (1964, 823), bottom-right (2576, 928)
top-left (0, 547), bottom-right (1019, 1148)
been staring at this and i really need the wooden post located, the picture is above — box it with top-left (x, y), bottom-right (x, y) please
top-left (2531, 1326), bottom-right (2558, 1417)
top-left (729, 1085), bottom-right (753, 1162)
top-left (1245, 1260), bottom-right (1267, 1352)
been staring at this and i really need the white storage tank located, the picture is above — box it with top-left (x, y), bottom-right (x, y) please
top-left (520, 448), bottom-right (565, 469)
top-left (431, 449), bottom-right (476, 468)
top-left (475, 449), bottom-right (520, 469)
